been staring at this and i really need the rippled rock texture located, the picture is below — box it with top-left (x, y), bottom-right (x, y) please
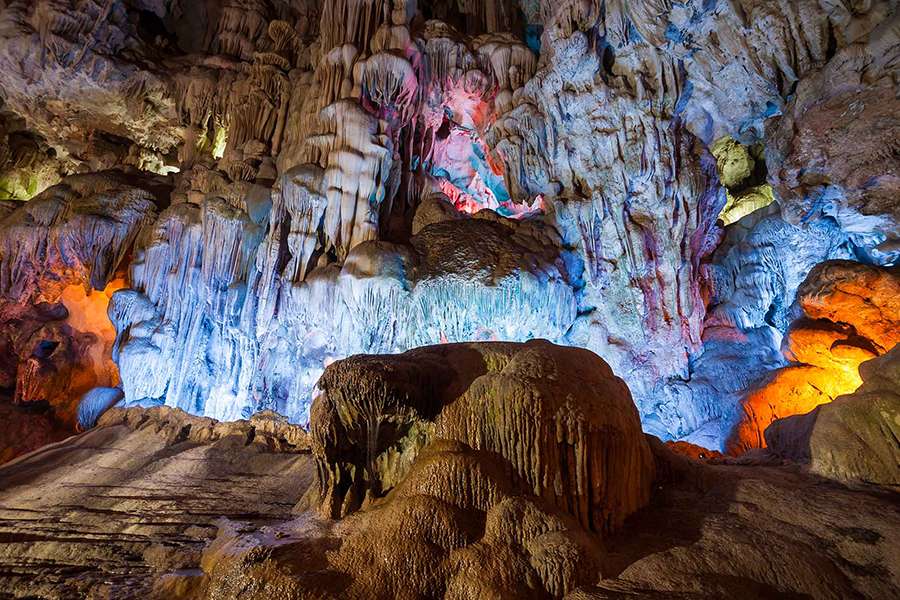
top-left (310, 341), bottom-right (654, 532)
top-left (0, 406), bottom-right (312, 598)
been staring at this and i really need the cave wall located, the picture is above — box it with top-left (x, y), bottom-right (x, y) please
top-left (0, 0), bottom-right (897, 450)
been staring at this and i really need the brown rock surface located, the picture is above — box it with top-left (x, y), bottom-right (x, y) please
top-left (579, 442), bottom-right (900, 600)
top-left (310, 340), bottom-right (655, 535)
top-left (196, 439), bottom-right (900, 600)
top-left (0, 407), bottom-right (312, 598)
top-left (769, 20), bottom-right (900, 257)
top-left (0, 406), bottom-right (898, 599)
top-left (0, 402), bottom-right (66, 465)
top-left (796, 261), bottom-right (900, 354)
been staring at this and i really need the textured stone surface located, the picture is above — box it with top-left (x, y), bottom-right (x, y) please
top-left (797, 260), bottom-right (900, 353)
top-left (0, 172), bottom-right (163, 459)
top-left (310, 340), bottom-right (654, 534)
top-left (0, 2), bottom-right (899, 596)
top-left (729, 261), bottom-right (900, 453)
top-left (766, 344), bottom-right (900, 487)
top-left (768, 16), bottom-right (900, 264)
top-left (0, 0), bottom-right (897, 494)
top-left (0, 406), bottom-right (312, 598)
top-left (0, 406), bottom-right (897, 599)
top-left (0, 172), bottom-right (159, 303)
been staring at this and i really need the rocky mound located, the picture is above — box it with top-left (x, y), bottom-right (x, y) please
top-left (309, 340), bottom-right (655, 534)
top-left (194, 438), bottom-right (900, 600)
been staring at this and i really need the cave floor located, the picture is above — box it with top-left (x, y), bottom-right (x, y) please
top-left (0, 423), bottom-right (897, 599)
top-left (0, 423), bottom-right (314, 599)
top-left (596, 455), bottom-right (900, 598)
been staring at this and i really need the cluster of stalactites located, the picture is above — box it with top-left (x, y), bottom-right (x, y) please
top-left (318, 100), bottom-right (395, 261)
top-left (472, 33), bottom-right (538, 112)
top-left (178, 18), bottom-right (306, 179)
top-left (0, 174), bottom-right (158, 305)
top-left (269, 1), bottom-right (542, 274)
top-left (290, 2), bottom-right (419, 261)
top-left (31, 0), bottom-right (132, 66)
top-left (319, 0), bottom-right (396, 53)
top-left (430, 0), bottom-right (525, 35)
top-left (207, 0), bottom-right (319, 60)
top-left (211, 2), bottom-right (273, 60)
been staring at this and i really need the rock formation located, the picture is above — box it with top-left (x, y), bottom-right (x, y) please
top-left (309, 340), bottom-right (654, 534)
top-left (0, 0), bottom-right (899, 596)
top-left (0, 171), bottom-right (161, 459)
top-left (766, 343), bottom-right (900, 488)
top-left (2, 400), bottom-right (898, 599)
top-left (0, 406), bottom-right (312, 598)
top-left (729, 260), bottom-right (900, 453)
top-left (0, 0), bottom-right (892, 452)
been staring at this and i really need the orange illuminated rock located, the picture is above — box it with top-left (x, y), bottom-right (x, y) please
top-left (797, 261), bottom-right (900, 353)
top-left (0, 173), bottom-right (161, 460)
top-left (728, 261), bottom-right (899, 455)
top-left (783, 324), bottom-right (877, 374)
top-left (12, 280), bottom-right (125, 427)
top-left (730, 365), bottom-right (858, 454)
top-left (767, 345), bottom-right (900, 487)
top-left (665, 440), bottom-right (724, 461)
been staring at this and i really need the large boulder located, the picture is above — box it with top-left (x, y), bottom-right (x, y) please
top-left (766, 345), bottom-right (900, 488)
top-left (309, 340), bottom-right (654, 535)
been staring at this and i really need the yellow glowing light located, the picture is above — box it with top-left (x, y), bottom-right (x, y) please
top-left (212, 125), bottom-right (228, 159)
top-left (719, 184), bottom-right (775, 225)
top-left (729, 359), bottom-right (865, 454)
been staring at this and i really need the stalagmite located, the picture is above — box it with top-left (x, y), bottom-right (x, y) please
top-left (310, 340), bottom-right (654, 534)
